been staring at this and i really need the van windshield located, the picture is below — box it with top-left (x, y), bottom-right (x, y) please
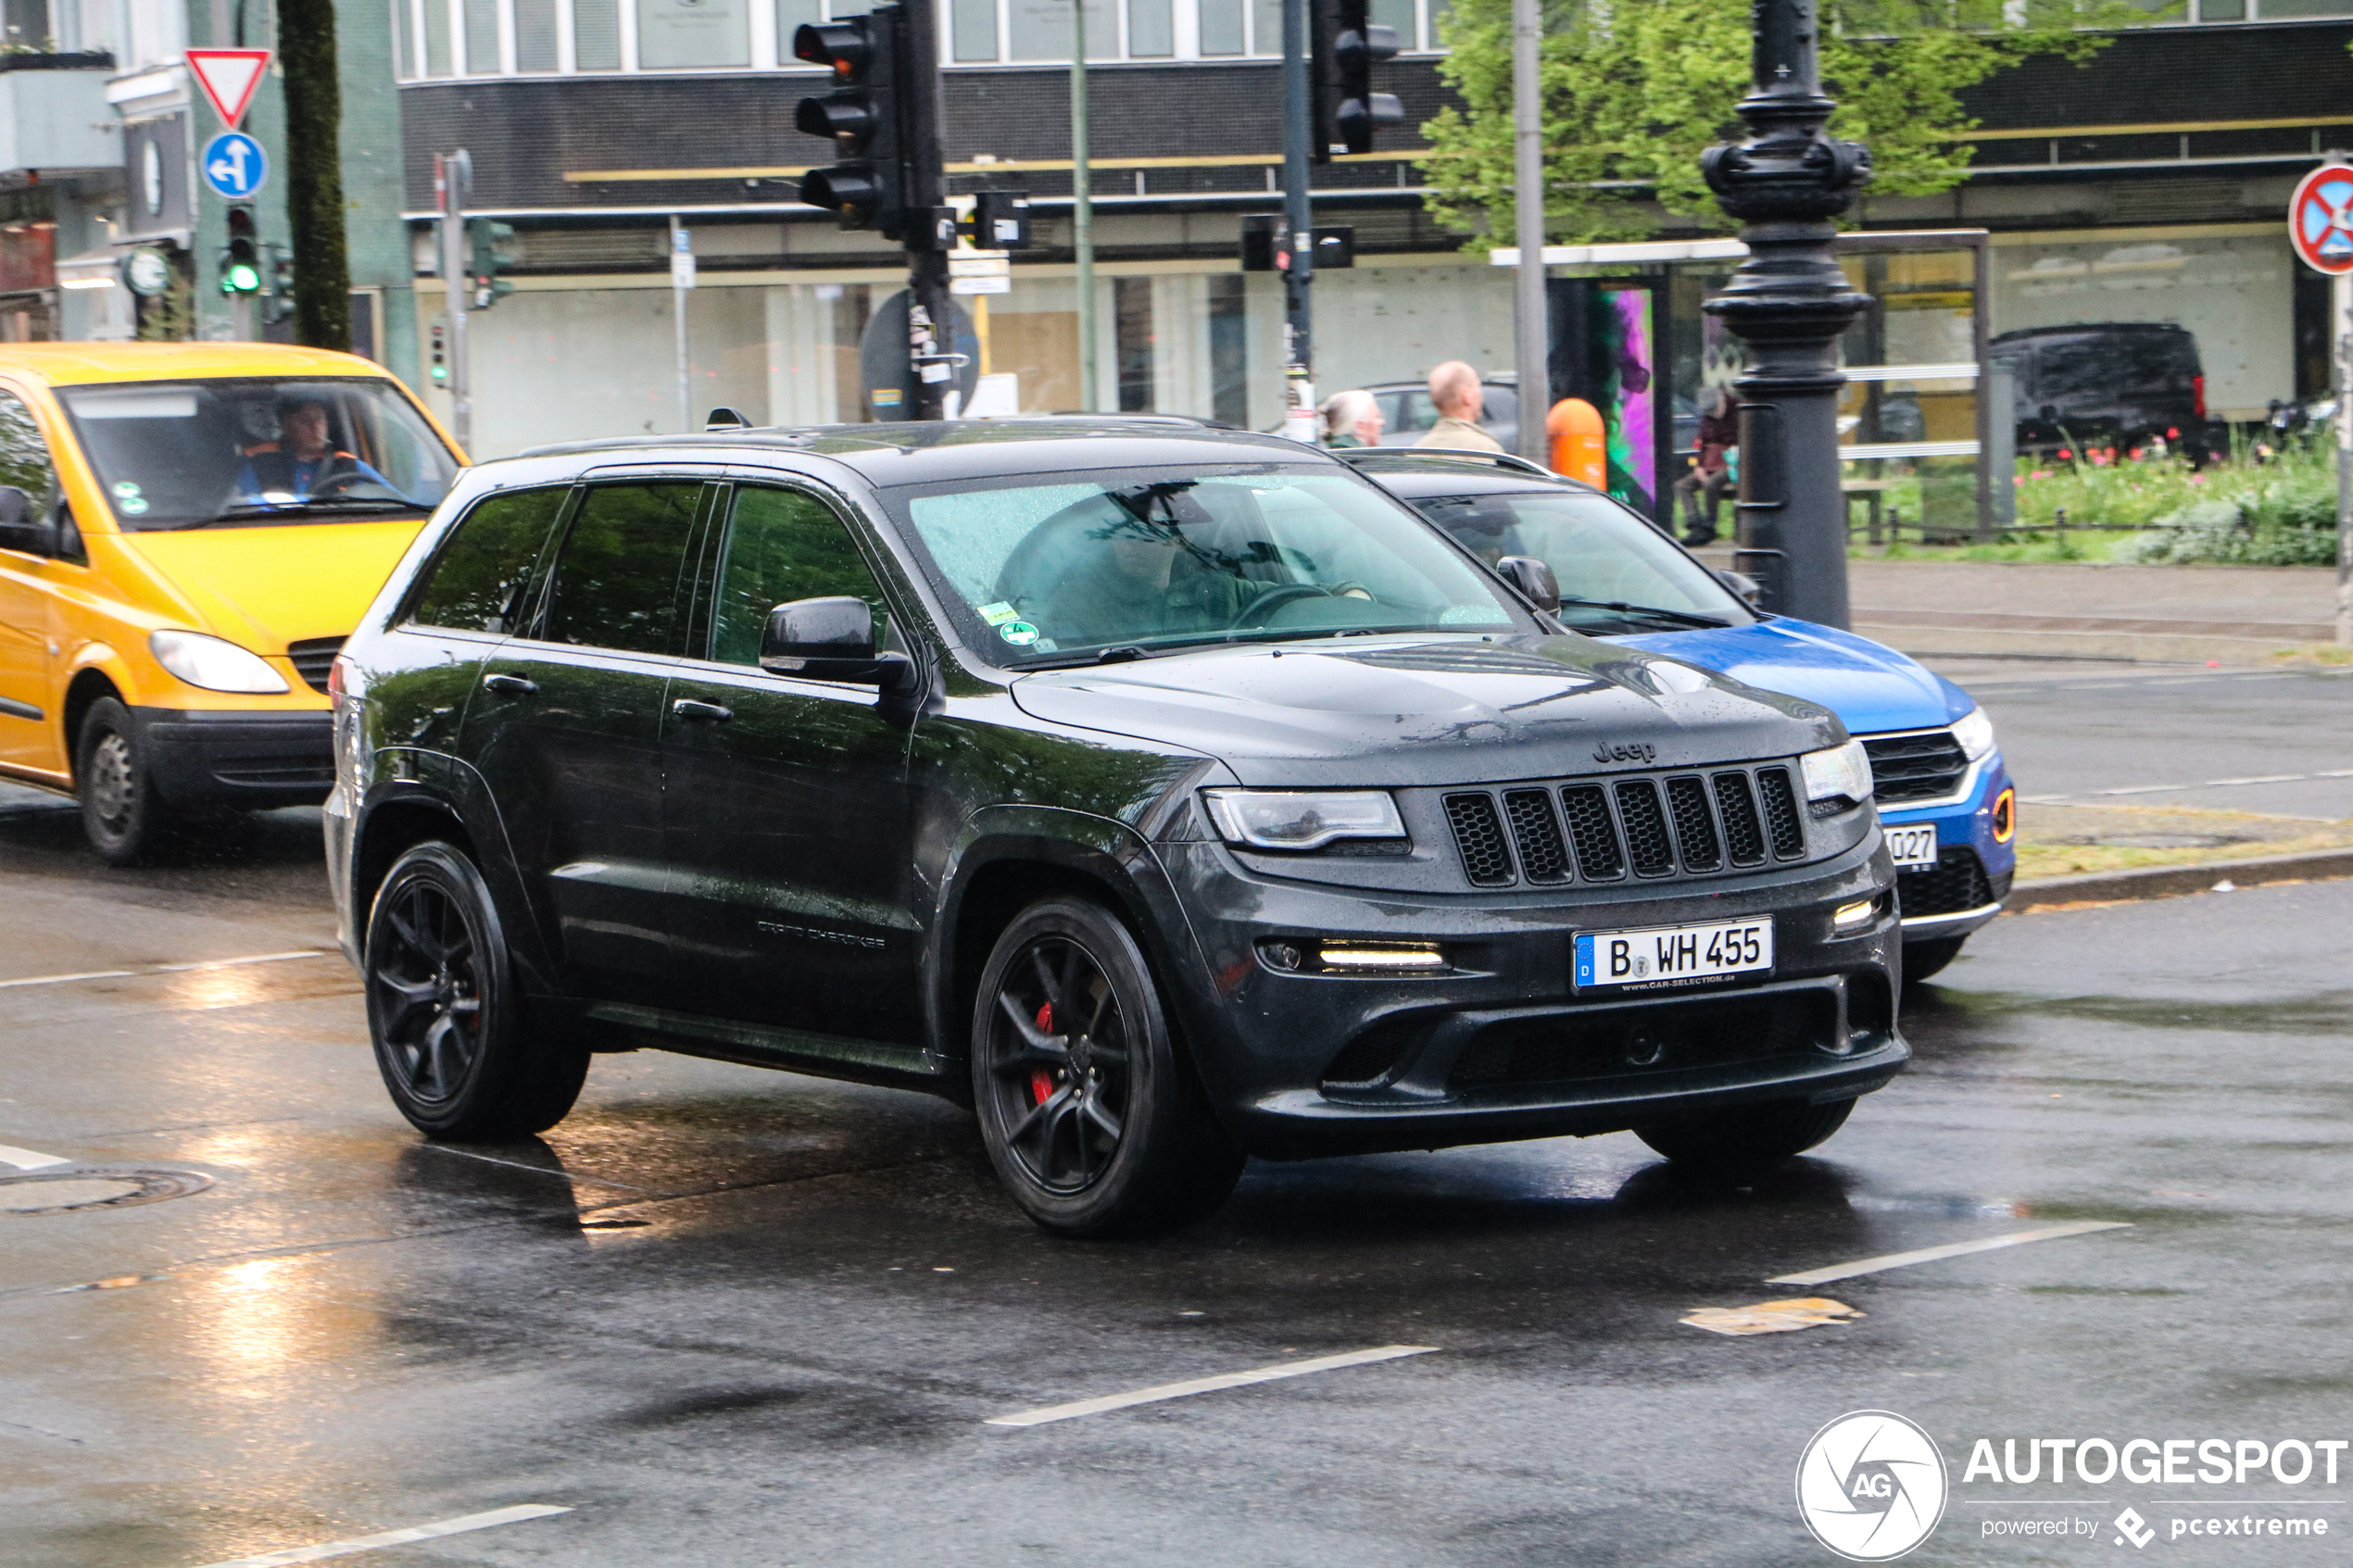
top-left (56, 377), bottom-right (461, 530)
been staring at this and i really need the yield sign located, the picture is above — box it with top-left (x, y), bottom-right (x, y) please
top-left (184, 48), bottom-right (271, 129)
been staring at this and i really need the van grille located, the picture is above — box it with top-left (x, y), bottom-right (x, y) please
top-left (1861, 728), bottom-right (1969, 803)
top-left (286, 636), bottom-right (346, 696)
top-left (1438, 763), bottom-right (1810, 889)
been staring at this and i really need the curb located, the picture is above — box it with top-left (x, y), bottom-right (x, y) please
top-left (2007, 847), bottom-right (2353, 911)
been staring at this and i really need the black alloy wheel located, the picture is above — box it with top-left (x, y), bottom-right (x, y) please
top-left (973, 897), bottom-right (1243, 1236)
top-left (364, 840), bottom-right (587, 1139)
top-left (75, 695), bottom-right (183, 866)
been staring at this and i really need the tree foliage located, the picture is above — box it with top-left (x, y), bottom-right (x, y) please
top-left (1420, 0), bottom-right (2138, 247)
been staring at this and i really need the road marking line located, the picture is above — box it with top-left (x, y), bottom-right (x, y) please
top-left (985, 1345), bottom-right (1439, 1428)
top-left (1767, 1222), bottom-right (2131, 1286)
top-left (0, 1144), bottom-right (71, 1170)
top-left (181, 1503), bottom-right (572, 1568)
top-left (0, 950), bottom-right (334, 991)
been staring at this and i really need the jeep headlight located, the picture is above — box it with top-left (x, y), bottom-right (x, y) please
top-left (1202, 789), bottom-right (1406, 851)
top-left (1949, 706), bottom-right (1995, 762)
top-left (149, 629), bottom-right (291, 695)
top-left (1799, 739), bottom-right (1873, 806)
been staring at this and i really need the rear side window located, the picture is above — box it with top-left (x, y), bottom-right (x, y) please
top-left (546, 483), bottom-right (705, 656)
top-left (409, 486), bottom-right (569, 633)
top-left (0, 389), bottom-right (56, 506)
top-left (709, 486), bottom-right (886, 667)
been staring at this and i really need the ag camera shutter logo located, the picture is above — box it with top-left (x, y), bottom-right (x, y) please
top-left (1796, 1411), bottom-right (1948, 1561)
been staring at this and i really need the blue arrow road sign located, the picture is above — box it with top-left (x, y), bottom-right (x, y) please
top-left (201, 132), bottom-right (268, 200)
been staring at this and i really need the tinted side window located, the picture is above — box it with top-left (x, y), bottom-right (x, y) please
top-left (0, 389), bottom-right (56, 505)
top-left (710, 486), bottom-right (885, 667)
top-left (547, 483), bottom-right (704, 655)
top-left (409, 486), bottom-right (569, 633)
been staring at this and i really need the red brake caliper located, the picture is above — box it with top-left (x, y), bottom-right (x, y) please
top-left (1030, 1002), bottom-right (1056, 1105)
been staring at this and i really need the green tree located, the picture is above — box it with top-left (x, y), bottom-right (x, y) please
top-left (1420, 0), bottom-right (2138, 247)
top-left (280, 0), bottom-right (354, 350)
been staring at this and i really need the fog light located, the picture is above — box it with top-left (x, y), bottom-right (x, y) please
top-left (1831, 897), bottom-right (1878, 932)
top-left (1315, 941), bottom-right (1448, 972)
top-left (1990, 787), bottom-right (2016, 844)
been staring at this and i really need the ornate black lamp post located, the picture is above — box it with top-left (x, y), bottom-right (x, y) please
top-left (1702, 0), bottom-right (1871, 629)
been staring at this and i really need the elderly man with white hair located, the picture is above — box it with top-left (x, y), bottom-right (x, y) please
top-left (1414, 361), bottom-right (1504, 452)
top-left (1320, 388), bottom-right (1383, 447)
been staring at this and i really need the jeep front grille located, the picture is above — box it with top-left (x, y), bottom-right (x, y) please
top-left (1439, 764), bottom-right (1809, 889)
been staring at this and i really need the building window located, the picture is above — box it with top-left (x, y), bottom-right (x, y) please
top-left (463, 0), bottom-right (499, 70)
top-left (1126, 0), bottom-right (1171, 55)
top-left (1208, 273), bottom-right (1248, 426)
top-left (636, 0), bottom-right (750, 66)
top-left (950, 0), bottom-right (996, 58)
top-left (1198, 0), bottom-right (1241, 53)
top-left (515, 0), bottom-right (560, 69)
top-left (1008, 0), bottom-right (1111, 60)
top-left (575, 0), bottom-right (621, 66)
top-left (1250, 0), bottom-right (1277, 52)
top-left (1115, 277), bottom-right (1153, 411)
top-left (424, 0), bottom-right (453, 74)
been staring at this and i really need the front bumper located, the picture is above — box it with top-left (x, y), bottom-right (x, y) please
top-left (1882, 749), bottom-right (2016, 947)
top-left (131, 707), bottom-right (335, 810)
top-left (1158, 834), bottom-right (1905, 1160)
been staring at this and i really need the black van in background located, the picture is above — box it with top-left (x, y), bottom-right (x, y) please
top-left (1991, 322), bottom-right (2221, 463)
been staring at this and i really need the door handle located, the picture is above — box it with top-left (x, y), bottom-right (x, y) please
top-left (481, 672), bottom-right (537, 696)
top-left (671, 698), bottom-right (734, 723)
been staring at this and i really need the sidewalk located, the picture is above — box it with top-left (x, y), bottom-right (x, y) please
top-left (1692, 552), bottom-right (2346, 665)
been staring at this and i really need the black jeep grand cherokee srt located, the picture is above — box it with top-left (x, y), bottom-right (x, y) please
top-left (327, 421), bottom-right (1904, 1235)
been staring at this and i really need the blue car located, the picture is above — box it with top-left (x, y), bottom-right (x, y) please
top-left (1349, 450), bottom-right (2015, 983)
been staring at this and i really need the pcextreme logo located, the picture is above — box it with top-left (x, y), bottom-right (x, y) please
top-left (1797, 1411), bottom-right (1951, 1561)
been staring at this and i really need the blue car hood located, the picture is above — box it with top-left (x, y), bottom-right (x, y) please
top-left (1611, 617), bottom-right (1971, 736)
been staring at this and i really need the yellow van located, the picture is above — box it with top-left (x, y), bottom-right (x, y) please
top-left (0, 343), bottom-right (464, 862)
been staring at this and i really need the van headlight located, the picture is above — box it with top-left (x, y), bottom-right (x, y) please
top-left (1799, 739), bottom-right (1873, 806)
top-left (1949, 707), bottom-right (1995, 761)
top-left (150, 630), bottom-right (291, 695)
top-left (1202, 789), bottom-right (1406, 850)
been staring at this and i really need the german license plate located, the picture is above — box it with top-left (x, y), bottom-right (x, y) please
top-left (1574, 919), bottom-right (1773, 991)
top-left (1886, 824), bottom-right (1940, 872)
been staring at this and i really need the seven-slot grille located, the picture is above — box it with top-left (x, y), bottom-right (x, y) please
top-left (1860, 728), bottom-right (1969, 803)
top-left (286, 635), bottom-right (346, 696)
top-left (1441, 765), bottom-right (1808, 889)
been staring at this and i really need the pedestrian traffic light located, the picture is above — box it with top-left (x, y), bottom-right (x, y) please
top-left (794, 12), bottom-right (907, 239)
top-left (1312, 0), bottom-right (1403, 160)
top-left (468, 218), bottom-right (517, 310)
top-left (220, 205), bottom-right (262, 295)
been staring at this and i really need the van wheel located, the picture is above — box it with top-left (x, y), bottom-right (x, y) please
top-left (1902, 936), bottom-right (1965, 985)
top-left (972, 897), bottom-right (1244, 1237)
top-left (1635, 1097), bottom-right (1854, 1173)
top-left (365, 841), bottom-right (588, 1139)
top-left (76, 696), bottom-right (182, 865)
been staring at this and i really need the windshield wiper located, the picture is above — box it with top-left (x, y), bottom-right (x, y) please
top-left (195, 498), bottom-right (424, 525)
top-left (1556, 596), bottom-right (1730, 629)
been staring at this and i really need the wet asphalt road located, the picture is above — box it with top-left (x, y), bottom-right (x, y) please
top-left (3, 785), bottom-right (2351, 1568)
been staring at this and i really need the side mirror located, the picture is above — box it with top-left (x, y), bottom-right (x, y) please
top-left (0, 486), bottom-right (51, 556)
top-left (1714, 568), bottom-right (1763, 608)
top-left (759, 596), bottom-right (910, 688)
top-left (1493, 554), bottom-right (1560, 613)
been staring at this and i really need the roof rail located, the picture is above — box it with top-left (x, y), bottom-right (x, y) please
top-left (1335, 447), bottom-right (1559, 478)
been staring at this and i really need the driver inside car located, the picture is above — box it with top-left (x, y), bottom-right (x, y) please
top-left (233, 399), bottom-right (393, 502)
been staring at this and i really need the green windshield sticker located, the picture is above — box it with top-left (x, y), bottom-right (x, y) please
top-left (977, 601), bottom-right (1020, 626)
top-left (111, 482), bottom-right (141, 498)
top-left (119, 497), bottom-right (149, 514)
top-left (998, 620), bottom-right (1040, 646)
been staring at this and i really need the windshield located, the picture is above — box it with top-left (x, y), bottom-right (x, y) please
top-left (1415, 488), bottom-right (1753, 633)
top-left (57, 377), bottom-right (461, 530)
top-left (887, 467), bottom-right (1524, 664)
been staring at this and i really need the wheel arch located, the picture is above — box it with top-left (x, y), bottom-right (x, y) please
top-left (60, 663), bottom-right (125, 774)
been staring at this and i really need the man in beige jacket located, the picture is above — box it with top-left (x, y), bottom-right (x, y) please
top-left (1415, 361), bottom-right (1504, 452)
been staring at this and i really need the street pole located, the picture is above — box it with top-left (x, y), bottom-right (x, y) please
top-left (2336, 268), bottom-right (2350, 646)
top-left (435, 150), bottom-right (472, 452)
top-left (1509, 0), bottom-right (1544, 464)
top-left (670, 216), bottom-right (694, 432)
top-left (1700, 0), bottom-right (1870, 629)
top-left (1279, 0), bottom-right (1315, 442)
top-left (904, 0), bottom-right (956, 420)
top-left (1071, 0), bottom-right (1097, 410)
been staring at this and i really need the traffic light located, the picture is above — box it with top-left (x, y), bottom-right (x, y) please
top-left (468, 218), bottom-right (517, 310)
top-left (220, 205), bottom-right (262, 295)
top-left (261, 243), bottom-right (296, 325)
top-left (430, 320), bottom-right (447, 384)
top-left (968, 190), bottom-right (1032, 250)
top-left (1312, 0), bottom-right (1403, 161)
top-left (794, 13), bottom-right (906, 239)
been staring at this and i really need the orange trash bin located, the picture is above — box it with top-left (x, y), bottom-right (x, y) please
top-left (1548, 397), bottom-right (1604, 487)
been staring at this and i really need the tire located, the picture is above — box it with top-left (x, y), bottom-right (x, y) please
top-left (75, 696), bottom-right (184, 866)
top-left (971, 897), bottom-right (1244, 1237)
top-left (1902, 936), bottom-right (1966, 985)
top-left (1634, 1097), bottom-right (1855, 1173)
top-left (364, 840), bottom-right (587, 1139)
